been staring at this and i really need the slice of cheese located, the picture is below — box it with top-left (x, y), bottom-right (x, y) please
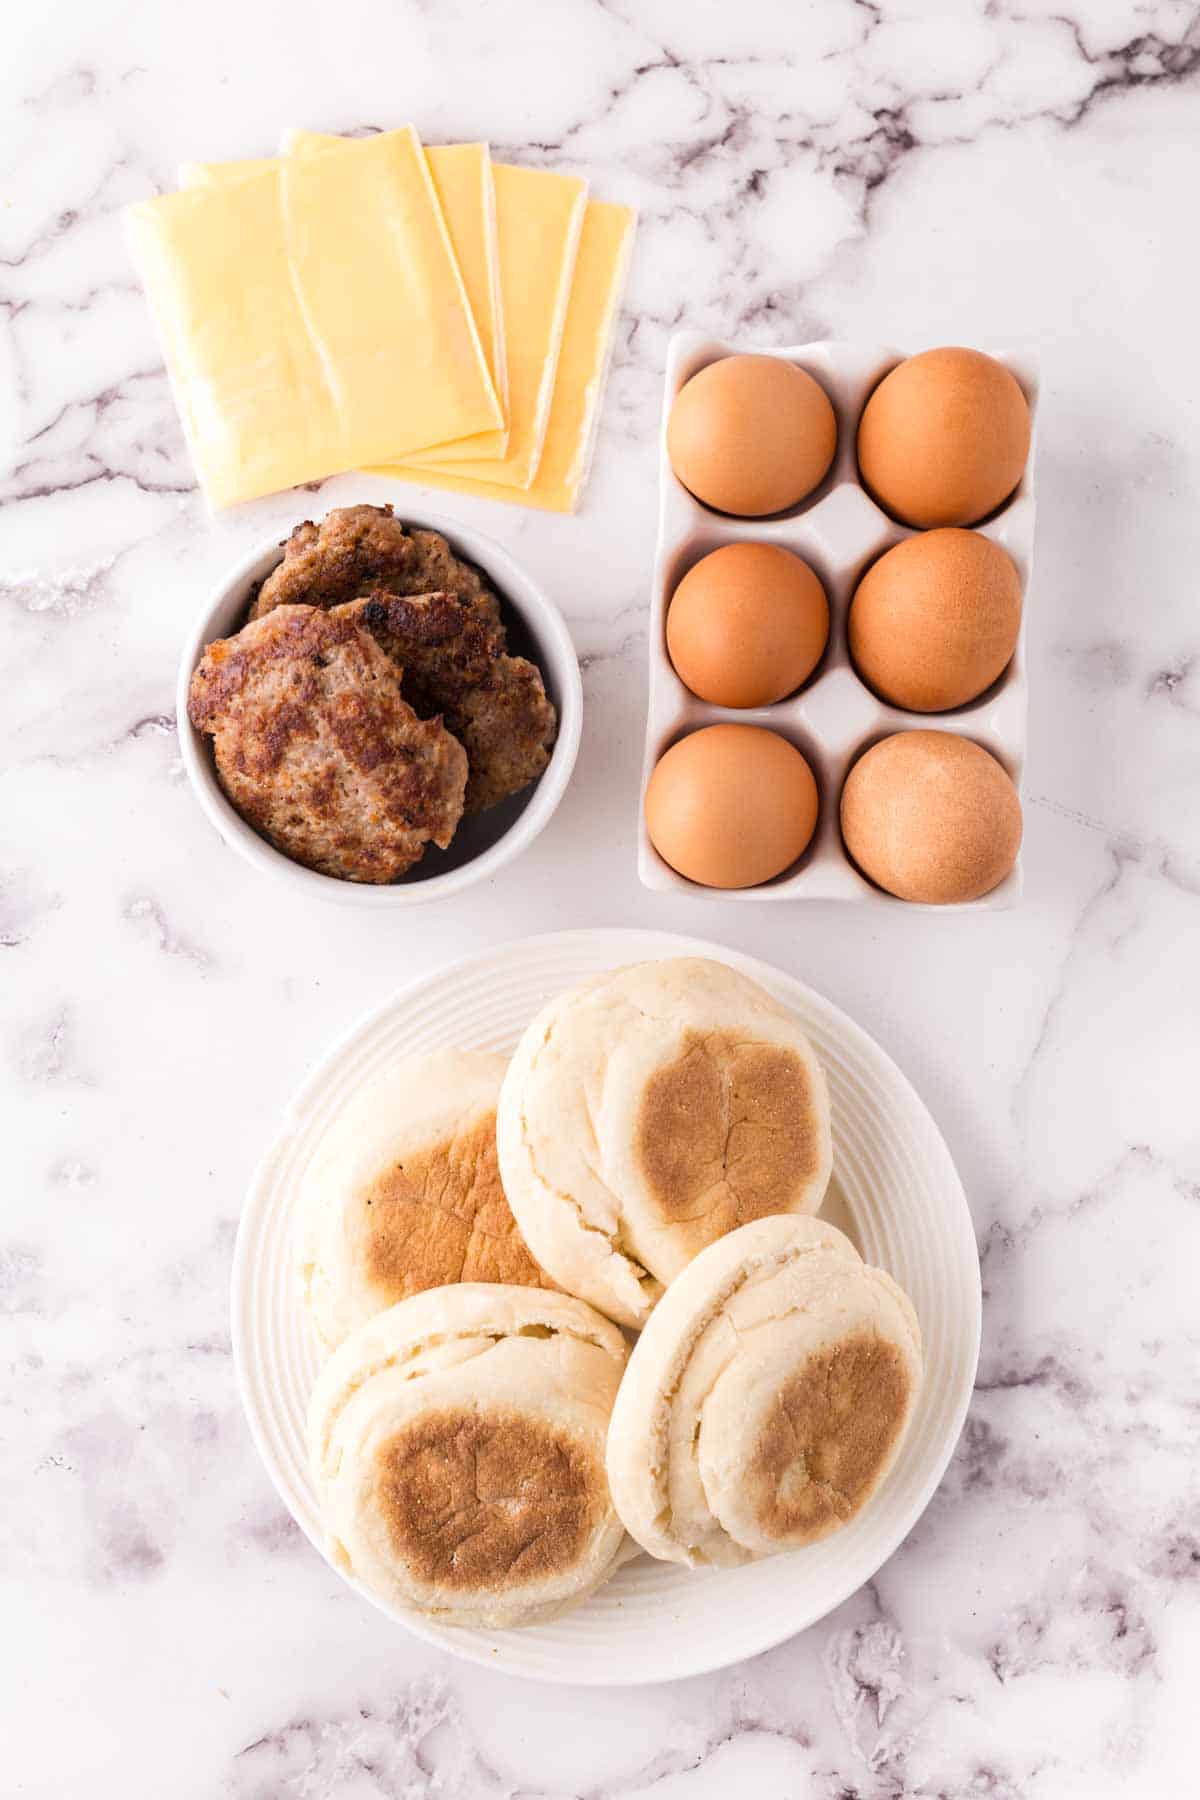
top-left (379, 162), bottom-right (587, 489)
top-left (132, 130), bottom-right (501, 507)
top-left (372, 199), bottom-right (635, 514)
top-left (281, 131), bottom-right (509, 463)
top-left (130, 169), bottom-right (347, 508)
top-left (279, 131), bottom-right (502, 457)
top-left (412, 144), bottom-right (507, 462)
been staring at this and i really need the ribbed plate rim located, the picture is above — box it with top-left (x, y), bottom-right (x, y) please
top-left (231, 927), bottom-right (981, 1684)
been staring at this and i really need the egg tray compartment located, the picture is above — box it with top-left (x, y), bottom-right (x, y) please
top-left (637, 334), bottom-right (1040, 910)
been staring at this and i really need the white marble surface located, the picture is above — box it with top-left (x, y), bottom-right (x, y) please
top-left (4, 0), bottom-right (1199, 1793)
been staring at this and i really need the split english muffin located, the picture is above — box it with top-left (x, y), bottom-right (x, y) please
top-left (496, 958), bottom-right (833, 1328)
top-left (297, 1050), bottom-right (555, 1351)
top-left (605, 1214), bottom-right (923, 1566)
top-left (308, 1284), bottom-right (629, 1628)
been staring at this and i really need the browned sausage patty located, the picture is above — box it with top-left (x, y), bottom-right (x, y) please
top-left (188, 605), bottom-right (467, 883)
top-left (337, 591), bottom-right (557, 814)
top-left (249, 505), bottom-right (500, 623)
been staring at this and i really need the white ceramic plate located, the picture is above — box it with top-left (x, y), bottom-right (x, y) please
top-left (232, 928), bottom-right (980, 1684)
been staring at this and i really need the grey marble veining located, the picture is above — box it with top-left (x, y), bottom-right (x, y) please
top-left (3, 2), bottom-right (1199, 1794)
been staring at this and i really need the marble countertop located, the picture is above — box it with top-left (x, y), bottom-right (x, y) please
top-left (4, 1), bottom-right (1199, 1794)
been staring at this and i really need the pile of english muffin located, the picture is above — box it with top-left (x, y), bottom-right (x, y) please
top-left (299, 958), bottom-right (924, 1631)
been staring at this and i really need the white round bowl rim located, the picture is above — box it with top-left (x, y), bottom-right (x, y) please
top-left (176, 506), bottom-right (583, 906)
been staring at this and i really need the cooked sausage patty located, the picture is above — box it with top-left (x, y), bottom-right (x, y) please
top-left (188, 605), bottom-right (467, 883)
top-left (249, 505), bottom-right (500, 623)
top-left (338, 591), bottom-right (558, 814)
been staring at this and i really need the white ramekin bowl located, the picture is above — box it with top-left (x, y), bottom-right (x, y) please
top-left (177, 508), bottom-right (582, 905)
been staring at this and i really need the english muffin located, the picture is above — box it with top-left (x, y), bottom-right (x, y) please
top-left (606, 1215), bottom-right (923, 1566)
top-left (339, 592), bottom-right (557, 814)
top-left (249, 504), bottom-right (500, 623)
top-left (496, 958), bottom-right (833, 1328)
top-left (308, 1285), bottom-right (629, 1628)
top-left (297, 1051), bottom-right (554, 1351)
top-left (187, 604), bottom-right (467, 882)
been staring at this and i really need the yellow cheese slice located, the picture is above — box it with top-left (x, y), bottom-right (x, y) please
top-left (282, 131), bottom-right (509, 463)
top-left (130, 169), bottom-right (347, 508)
top-left (373, 199), bottom-right (635, 514)
top-left (378, 162), bottom-right (588, 489)
top-left (181, 143), bottom-right (585, 486)
top-left (279, 131), bottom-right (502, 456)
top-left (411, 144), bottom-right (507, 462)
top-left (131, 131), bottom-right (501, 508)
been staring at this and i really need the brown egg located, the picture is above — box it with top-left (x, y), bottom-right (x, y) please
top-left (849, 530), bottom-right (1022, 712)
top-left (666, 543), bottom-right (829, 707)
top-left (667, 354), bottom-right (837, 517)
top-left (841, 731), bottom-right (1022, 903)
top-left (645, 724), bottom-right (818, 889)
top-left (857, 348), bottom-right (1031, 528)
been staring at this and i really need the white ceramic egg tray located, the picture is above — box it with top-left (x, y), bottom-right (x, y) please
top-left (637, 334), bottom-right (1040, 909)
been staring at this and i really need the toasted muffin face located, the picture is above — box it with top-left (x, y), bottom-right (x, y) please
top-left (249, 504), bottom-right (500, 623)
top-left (307, 1285), bottom-right (629, 1628)
top-left (605, 1215), bottom-right (923, 1567)
top-left (635, 1030), bottom-right (824, 1255)
top-left (354, 1108), bottom-right (549, 1297)
top-left (373, 1408), bottom-right (604, 1594)
top-left (496, 959), bottom-right (834, 1327)
top-left (340, 592), bottom-right (557, 814)
top-left (743, 1332), bottom-right (913, 1546)
top-left (297, 1051), bottom-right (554, 1352)
top-left (187, 604), bottom-right (467, 882)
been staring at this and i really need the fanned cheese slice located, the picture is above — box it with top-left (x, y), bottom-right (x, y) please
top-left (279, 131), bottom-right (502, 454)
top-left (130, 169), bottom-right (342, 508)
top-left (132, 128), bottom-right (501, 507)
top-left (410, 144), bottom-right (507, 462)
top-left (380, 200), bottom-right (634, 514)
top-left (379, 163), bottom-right (587, 490)
top-left (281, 131), bottom-right (509, 463)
